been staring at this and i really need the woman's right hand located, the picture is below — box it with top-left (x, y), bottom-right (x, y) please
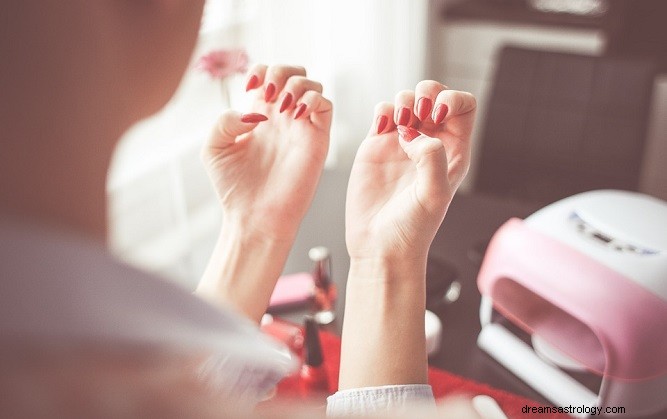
top-left (202, 64), bottom-right (332, 244)
top-left (197, 65), bottom-right (332, 322)
top-left (346, 81), bottom-right (476, 266)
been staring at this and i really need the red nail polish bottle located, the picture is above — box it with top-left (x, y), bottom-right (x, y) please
top-left (308, 247), bottom-right (337, 325)
top-left (300, 316), bottom-right (329, 396)
top-left (260, 314), bottom-right (305, 356)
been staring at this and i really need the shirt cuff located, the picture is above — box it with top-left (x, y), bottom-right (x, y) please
top-left (326, 384), bottom-right (435, 416)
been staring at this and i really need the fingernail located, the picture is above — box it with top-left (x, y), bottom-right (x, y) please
top-left (376, 115), bottom-right (388, 134)
top-left (397, 125), bottom-right (420, 142)
top-left (417, 98), bottom-right (433, 121)
top-left (279, 92), bottom-right (293, 113)
top-left (294, 103), bottom-right (307, 119)
top-left (264, 83), bottom-right (276, 101)
top-left (245, 75), bottom-right (259, 92)
top-left (433, 104), bottom-right (449, 124)
top-left (397, 107), bottom-right (411, 126)
top-left (241, 113), bottom-right (268, 123)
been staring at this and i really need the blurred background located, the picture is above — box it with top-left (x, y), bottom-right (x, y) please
top-left (107, 0), bottom-right (667, 292)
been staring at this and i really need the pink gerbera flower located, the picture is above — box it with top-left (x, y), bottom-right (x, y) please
top-left (195, 49), bottom-right (249, 79)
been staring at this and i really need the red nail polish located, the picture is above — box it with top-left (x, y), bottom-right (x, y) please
top-left (245, 75), bottom-right (259, 92)
top-left (264, 83), bottom-right (276, 101)
top-left (376, 115), bottom-right (388, 134)
top-left (417, 97), bottom-right (433, 121)
top-left (279, 92), bottom-right (293, 113)
top-left (397, 125), bottom-right (420, 142)
top-left (241, 113), bottom-right (268, 123)
top-left (433, 104), bottom-right (448, 124)
top-left (397, 107), bottom-right (411, 126)
top-left (294, 103), bottom-right (307, 119)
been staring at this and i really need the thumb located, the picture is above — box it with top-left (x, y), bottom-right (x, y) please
top-left (206, 110), bottom-right (268, 151)
top-left (397, 125), bottom-right (450, 212)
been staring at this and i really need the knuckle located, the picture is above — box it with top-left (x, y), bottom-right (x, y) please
top-left (290, 76), bottom-right (320, 92)
top-left (465, 92), bottom-right (477, 109)
top-left (301, 89), bottom-right (317, 101)
top-left (374, 101), bottom-right (393, 113)
top-left (269, 65), bottom-right (288, 79)
top-left (319, 96), bottom-right (333, 109)
top-left (395, 90), bottom-right (415, 102)
top-left (249, 63), bottom-right (267, 73)
top-left (415, 79), bottom-right (441, 91)
top-left (284, 75), bottom-right (305, 90)
top-left (294, 65), bottom-right (307, 75)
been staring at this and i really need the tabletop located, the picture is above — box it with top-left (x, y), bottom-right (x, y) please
top-left (277, 191), bottom-right (666, 418)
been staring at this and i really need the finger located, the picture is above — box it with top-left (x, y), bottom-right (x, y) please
top-left (278, 76), bottom-right (323, 114)
top-left (369, 101), bottom-right (396, 135)
top-left (397, 126), bottom-right (449, 213)
top-left (244, 63), bottom-right (268, 92)
top-left (262, 65), bottom-right (307, 102)
top-left (433, 89), bottom-right (477, 127)
top-left (414, 80), bottom-right (447, 122)
top-left (394, 90), bottom-right (417, 127)
top-left (204, 110), bottom-right (268, 152)
top-left (294, 90), bottom-right (333, 131)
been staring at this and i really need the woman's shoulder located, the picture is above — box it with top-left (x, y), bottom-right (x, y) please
top-left (0, 218), bottom-right (296, 375)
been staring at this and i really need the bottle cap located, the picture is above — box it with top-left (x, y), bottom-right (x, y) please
top-left (308, 246), bottom-right (330, 262)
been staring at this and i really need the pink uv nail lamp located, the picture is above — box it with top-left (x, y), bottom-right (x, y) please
top-left (476, 190), bottom-right (667, 417)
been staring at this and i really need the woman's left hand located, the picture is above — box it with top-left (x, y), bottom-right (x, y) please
top-left (202, 64), bottom-right (332, 242)
top-left (346, 81), bottom-right (476, 264)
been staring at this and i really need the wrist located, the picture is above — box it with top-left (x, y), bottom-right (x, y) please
top-left (196, 221), bottom-right (295, 323)
top-left (340, 256), bottom-right (428, 389)
top-left (345, 256), bottom-right (427, 318)
top-left (222, 210), bottom-right (300, 246)
top-left (348, 255), bottom-right (427, 286)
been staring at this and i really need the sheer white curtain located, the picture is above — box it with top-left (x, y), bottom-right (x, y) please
top-left (246, 0), bottom-right (429, 163)
top-left (108, 0), bottom-right (430, 287)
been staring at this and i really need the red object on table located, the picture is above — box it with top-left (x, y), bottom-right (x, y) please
top-left (271, 320), bottom-right (568, 419)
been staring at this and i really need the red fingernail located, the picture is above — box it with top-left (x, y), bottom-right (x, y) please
top-left (397, 125), bottom-right (420, 142)
top-left (433, 104), bottom-right (448, 124)
top-left (376, 115), bottom-right (388, 134)
top-left (245, 75), bottom-right (259, 92)
top-left (397, 107), bottom-right (411, 126)
top-left (294, 103), bottom-right (307, 119)
top-left (279, 92), bottom-right (293, 113)
top-left (417, 97), bottom-right (433, 121)
top-left (264, 83), bottom-right (276, 101)
top-left (241, 113), bottom-right (268, 123)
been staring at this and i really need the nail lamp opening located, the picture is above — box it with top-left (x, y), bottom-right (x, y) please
top-left (476, 190), bottom-right (667, 417)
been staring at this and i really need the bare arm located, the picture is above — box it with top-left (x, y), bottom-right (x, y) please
top-left (339, 257), bottom-right (428, 388)
top-left (340, 81), bottom-right (475, 387)
top-left (195, 64), bottom-right (332, 323)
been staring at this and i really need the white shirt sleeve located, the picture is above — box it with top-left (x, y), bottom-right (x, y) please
top-left (326, 384), bottom-right (436, 416)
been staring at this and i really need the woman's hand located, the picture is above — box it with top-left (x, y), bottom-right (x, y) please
top-left (202, 64), bottom-right (332, 243)
top-left (339, 82), bottom-right (476, 390)
top-left (346, 81), bottom-right (476, 264)
top-left (196, 65), bottom-right (332, 322)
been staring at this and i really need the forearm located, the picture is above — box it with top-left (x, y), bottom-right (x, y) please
top-left (338, 257), bottom-right (428, 390)
top-left (195, 222), bottom-right (294, 323)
